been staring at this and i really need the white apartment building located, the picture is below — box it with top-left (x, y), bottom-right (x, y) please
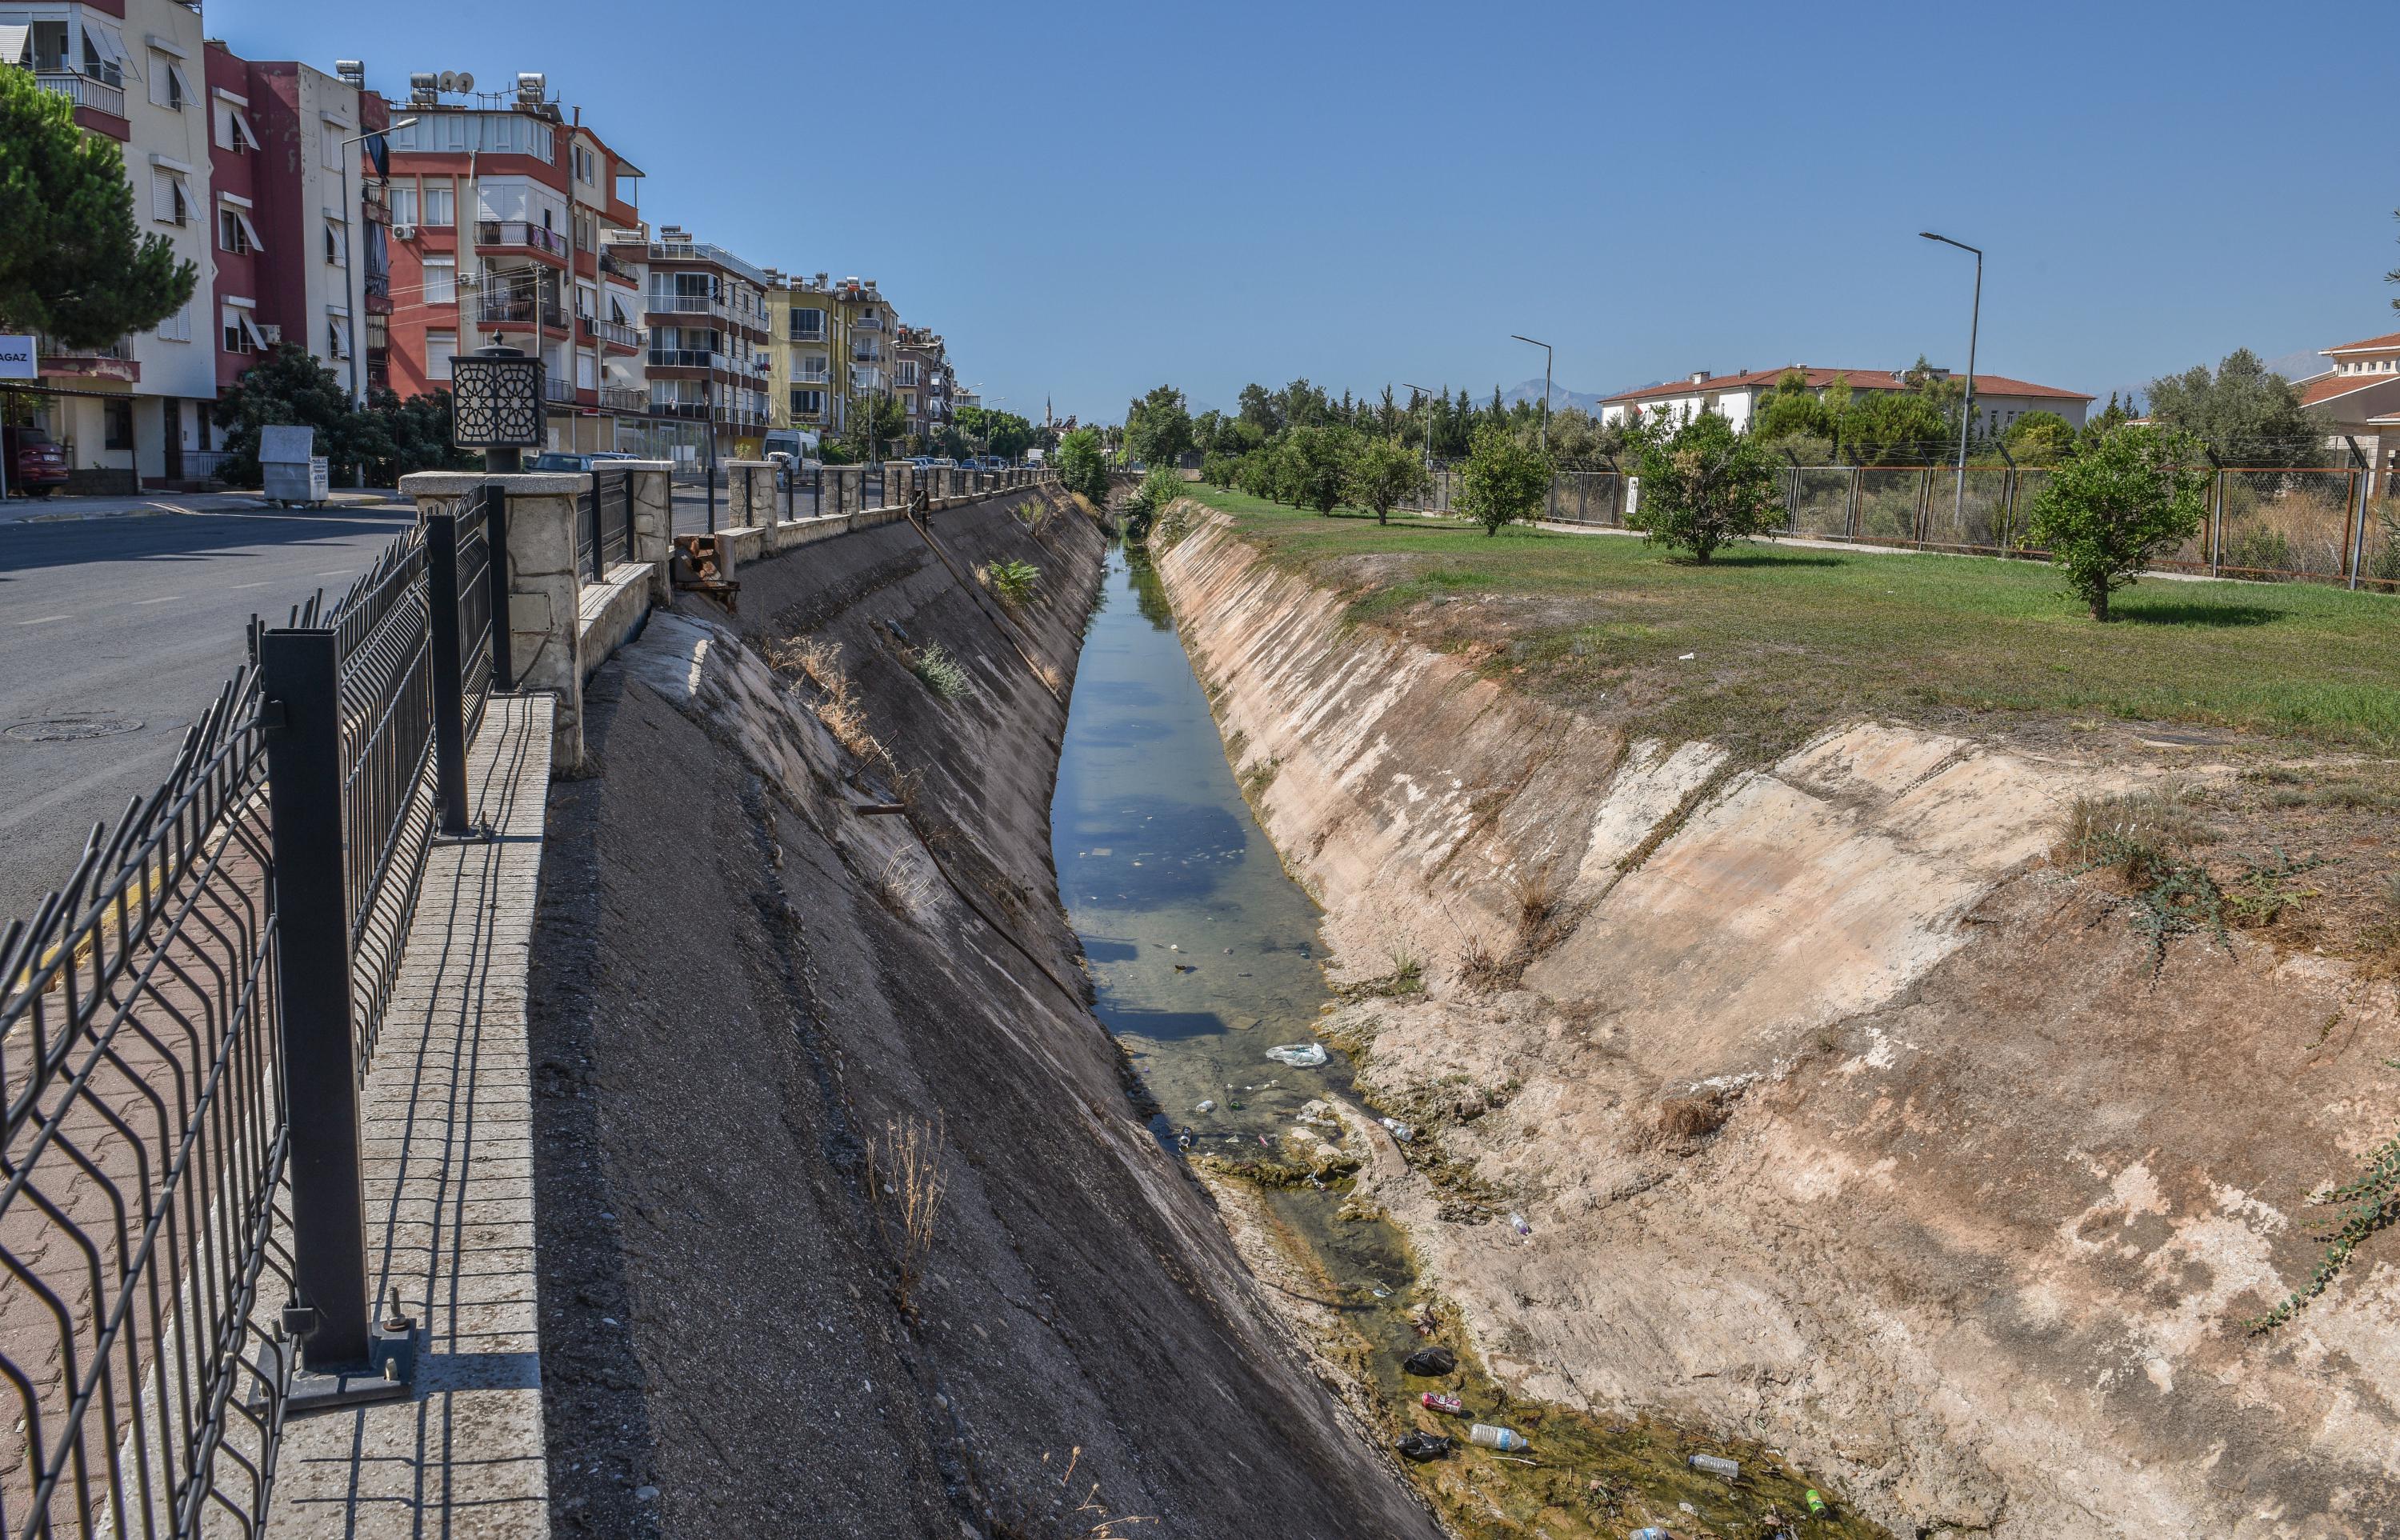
top-left (5, 0), bottom-right (217, 488)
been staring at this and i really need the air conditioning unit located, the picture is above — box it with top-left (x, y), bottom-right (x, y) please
top-left (392, 222), bottom-right (417, 241)
top-left (257, 323), bottom-right (282, 343)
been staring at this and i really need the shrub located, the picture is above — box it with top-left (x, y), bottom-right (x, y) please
top-left (1200, 450), bottom-right (1238, 488)
top-left (2221, 524), bottom-right (2295, 578)
top-left (2026, 423), bottom-right (2210, 620)
top-left (907, 643), bottom-right (970, 701)
top-left (1122, 462), bottom-right (1186, 542)
top-left (1625, 410), bottom-right (1786, 562)
top-left (1456, 422), bottom-right (1551, 537)
top-left (982, 558), bottom-right (1040, 606)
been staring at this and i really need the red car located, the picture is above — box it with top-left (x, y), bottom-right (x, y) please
top-left (3, 425), bottom-right (69, 497)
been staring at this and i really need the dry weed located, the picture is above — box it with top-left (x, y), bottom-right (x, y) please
top-left (1507, 866), bottom-right (1562, 943)
top-left (991, 1447), bottom-right (1156, 1539)
top-left (863, 1114), bottom-right (947, 1318)
top-left (770, 635), bottom-right (893, 771)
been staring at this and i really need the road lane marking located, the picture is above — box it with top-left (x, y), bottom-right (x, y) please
top-left (133, 595), bottom-right (182, 606)
top-left (14, 614), bottom-right (68, 626)
top-left (230, 581), bottom-right (273, 590)
top-left (314, 569), bottom-right (350, 577)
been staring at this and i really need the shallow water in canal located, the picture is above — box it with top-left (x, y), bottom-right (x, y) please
top-left (1050, 542), bottom-right (1360, 1152)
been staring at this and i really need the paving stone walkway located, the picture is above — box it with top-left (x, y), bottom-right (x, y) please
top-left (263, 692), bottom-right (553, 1540)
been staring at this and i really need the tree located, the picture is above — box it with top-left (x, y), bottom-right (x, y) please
top-left (1624, 409), bottom-right (1784, 562)
top-left (0, 68), bottom-right (195, 347)
top-left (1456, 422), bottom-right (1551, 537)
top-left (1752, 370), bottom-right (1836, 445)
top-left (1054, 426), bottom-right (1109, 504)
top-left (1236, 382), bottom-right (1285, 438)
top-left (1345, 435), bottom-right (1429, 526)
top-left (1122, 384), bottom-right (1194, 467)
top-left (2025, 423), bottom-right (2210, 621)
top-left (213, 345), bottom-right (381, 486)
top-left (1281, 424), bottom-right (1354, 513)
top-left (2144, 350), bottom-right (2318, 465)
top-left (2003, 410), bottom-right (2077, 466)
top-left (841, 393), bottom-right (909, 462)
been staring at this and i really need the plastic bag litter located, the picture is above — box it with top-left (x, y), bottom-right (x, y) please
top-left (1394, 1431), bottom-right (1453, 1463)
top-left (1402, 1346), bottom-right (1455, 1377)
top-left (1265, 1043), bottom-right (1326, 1068)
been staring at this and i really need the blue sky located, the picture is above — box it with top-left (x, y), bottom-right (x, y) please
top-left (213, 0), bottom-right (2398, 422)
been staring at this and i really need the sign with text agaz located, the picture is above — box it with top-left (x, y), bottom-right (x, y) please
top-left (0, 335), bottom-right (35, 381)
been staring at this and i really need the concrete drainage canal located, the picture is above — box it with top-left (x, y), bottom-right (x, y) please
top-left (1052, 541), bottom-right (1885, 1540)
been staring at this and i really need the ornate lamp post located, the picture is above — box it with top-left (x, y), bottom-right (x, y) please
top-left (449, 344), bottom-right (545, 472)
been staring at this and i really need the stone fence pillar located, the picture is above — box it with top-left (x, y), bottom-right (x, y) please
top-left (402, 470), bottom-right (593, 774)
top-left (614, 460), bottom-right (674, 602)
top-left (723, 460), bottom-right (775, 529)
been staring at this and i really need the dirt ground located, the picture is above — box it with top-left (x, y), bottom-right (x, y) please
top-left (525, 493), bottom-right (1442, 1538)
top-left (1158, 510), bottom-right (2400, 1540)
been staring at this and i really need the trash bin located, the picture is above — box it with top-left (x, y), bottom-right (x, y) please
top-left (259, 425), bottom-right (329, 508)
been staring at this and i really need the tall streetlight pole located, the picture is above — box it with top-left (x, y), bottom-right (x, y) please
top-left (1920, 231), bottom-right (1982, 534)
top-left (1403, 382), bottom-right (1438, 472)
top-left (1511, 334), bottom-right (1552, 455)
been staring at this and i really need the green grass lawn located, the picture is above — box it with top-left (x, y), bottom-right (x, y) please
top-left (1179, 486), bottom-right (2400, 761)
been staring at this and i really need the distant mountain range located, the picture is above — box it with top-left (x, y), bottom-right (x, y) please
top-left (1498, 378), bottom-right (1619, 414)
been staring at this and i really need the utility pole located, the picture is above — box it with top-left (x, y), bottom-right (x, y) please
top-left (1920, 231), bottom-right (1982, 535)
top-left (1512, 335), bottom-right (1552, 455)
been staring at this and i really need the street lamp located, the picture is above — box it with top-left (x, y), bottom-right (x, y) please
top-left (1511, 334), bottom-right (1552, 455)
top-left (1403, 382), bottom-right (1439, 472)
top-left (1920, 230), bottom-right (1982, 535)
top-left (448, 343), bottom-right (544, 473)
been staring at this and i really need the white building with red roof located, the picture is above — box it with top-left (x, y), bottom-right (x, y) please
top-left (2295, 330), bottom-right (2400, 464)
top-left (1598, 365), bottom-right (2093, 434)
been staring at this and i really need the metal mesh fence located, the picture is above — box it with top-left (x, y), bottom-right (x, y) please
top-left (2213, 468), bottom-right (2357, 581)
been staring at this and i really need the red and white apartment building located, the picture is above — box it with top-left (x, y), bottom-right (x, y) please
top-left (202, 50), bottom-right (386, 448)
top-left (376, 70), bottom-right (648, 453)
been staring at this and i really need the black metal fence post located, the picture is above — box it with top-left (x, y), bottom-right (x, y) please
top-left (486, 483), bottom-right (514, 692)
top-left (426, 511), bottom-right (472, 836)
top-left (257, 627), bottom-right (373, 1373)
top-left (586, 473), bottom-right (603, 583)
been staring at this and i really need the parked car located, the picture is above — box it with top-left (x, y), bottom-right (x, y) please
top-left (3, 425), bottom-right (69, 497)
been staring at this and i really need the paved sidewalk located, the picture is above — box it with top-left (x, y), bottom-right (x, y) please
top-left (264, 692), bottom-right (554, 1540)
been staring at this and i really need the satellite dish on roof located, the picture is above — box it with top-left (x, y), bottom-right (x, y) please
top-left (455, 71), bottom-right (474, 94)
top-left (437, 70), bottom-right (459, 93)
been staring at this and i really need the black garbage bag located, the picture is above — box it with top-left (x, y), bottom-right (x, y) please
top-left (1394, 1431), bottom-right (1453, 1463)
top-left (1402, 1346), bottom-right (1456, 1377)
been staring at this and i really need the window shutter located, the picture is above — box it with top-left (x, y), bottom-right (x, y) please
top-left (235, 109), bottom-right (260, 151)
top-left (234, 210), bottom-right (263, 251)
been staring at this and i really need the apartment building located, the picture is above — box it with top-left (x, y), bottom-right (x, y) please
top-left (767, 270), bottom-right (838, 438)
top-left (894, 324), bottom-right (954, 447)
top-left (611, 224), bottom-right (771, 463)
top-left (4, 0), bottom-right (215, 489)
top-left (832, 276), bottom-right (896, 439)
top-left (201, 50), bottom-right (385, 445)
top-left (378, 70), bottom-right (646, 451)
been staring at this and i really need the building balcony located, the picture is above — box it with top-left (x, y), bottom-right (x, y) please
top-left (792, 369), bottom-right (832, 386)
top-left (38, 336), bottom-right (139, 383)
top-left (476, 294), bottom-right (569, 331)
top-left (580, 315), bottom-right (642, 350)
top-left (646, 293), bottom-right (728, 321)
top-left (851, 344), bottom-right (882, 362)
top-left (34, 70), bottom-right (125, 119)
top-left (851, 314), bottom-right (883, 332)
top-left (475, 220), bottom-right (570, 263)
top-left (540, 375), bottom-right (578, 405)
top-left (598, 248), bottom-right (635, 282)
top-left (598, 385), bottom-right (646, 414)
top-left (647, 347), bottom-right (729, 373)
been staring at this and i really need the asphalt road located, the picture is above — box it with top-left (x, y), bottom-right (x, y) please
top-left (0, 500), bottom-right (414, 924)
